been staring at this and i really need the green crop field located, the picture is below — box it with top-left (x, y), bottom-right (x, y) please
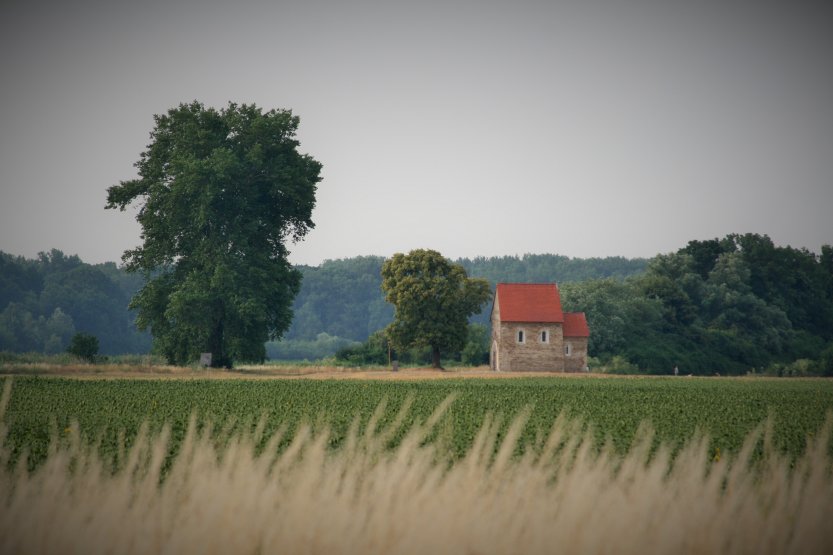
top-left (3, 375), bottom-right (832, 468)
top-left (3, 375), bottom-right (833, 553)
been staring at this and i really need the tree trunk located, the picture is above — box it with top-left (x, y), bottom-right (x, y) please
top-left (208, 318), bottom-right (230, 368)
top-left (431, 346), bottom-right (444, 370)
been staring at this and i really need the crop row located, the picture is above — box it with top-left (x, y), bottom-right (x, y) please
top-left (2, 376), bottom-right (832, 468)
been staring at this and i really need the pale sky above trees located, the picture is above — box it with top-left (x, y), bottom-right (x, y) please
top-left (1, 0), bottom-right (831, 266)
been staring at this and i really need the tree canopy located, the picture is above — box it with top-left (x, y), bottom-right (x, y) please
top-left (0, 249), bottom-right (149, 355)
top-left (0, 250), bottom-right (646, 359)
top-left (560, 233), bottom-right (833, 375)
top-left (381, 249), bottom-right (491, 369)
top-left (4, 232), bottom-right (831, 375)
top-left (106, 101), bottom-right (321, 367)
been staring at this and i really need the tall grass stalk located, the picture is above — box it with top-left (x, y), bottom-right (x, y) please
top-left (0, 380), bottom-right (831, 554)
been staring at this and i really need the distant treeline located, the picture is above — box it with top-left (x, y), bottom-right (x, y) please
top-left (0, 250), bottom-right (151, 355)
top-left (3, 236), bottom-right (832, 376)
top-left (274, 254), bottom-right (646, 363)
top-left (281, 254), bottom-right (647, 342)
top-left (0, 250), bottom-right (644, 359)
top-left (317, 235), bottom-right (833, 375)
top-left (611, 234), bottom-right (833, 375)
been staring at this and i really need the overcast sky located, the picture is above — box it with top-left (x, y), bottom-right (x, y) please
top-left (1, 0), bottom-right (831, 266)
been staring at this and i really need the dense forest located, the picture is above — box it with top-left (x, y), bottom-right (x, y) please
top-left (0, 250), bottom-right (644, 359)
top-left (557, 235), bottom-right (833, 375)
top-left (0, 249), bottom-right (151, 355)
top-left (2, 234), bottom-right (832, 375)
top-left (283, 254), bottom-right (646, 341)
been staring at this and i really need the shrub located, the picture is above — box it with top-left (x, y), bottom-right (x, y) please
top-left (764, 356), bottom-right (833, 378)
top-left (461, 324), bottom-right (490, 366)
top-left (66, 333), bottom-right (99, 363)
top-left (817, 343), bottom-right (833, 377)
top-left (334, 331), bottom-right (390, 365)
top-left (786, 359), bottom-right (816, 377)
top-left (603, 355), bottom-right (639, 374)
top-left (266, 333), bottom-right (359, 361)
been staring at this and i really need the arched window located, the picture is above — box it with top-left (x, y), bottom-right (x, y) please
top-left (540, 330), bottom-right (549, 343)
top-left (565, 342), bottom-right (572, 356)
top-left (517, 330), bottom-right (525, 344)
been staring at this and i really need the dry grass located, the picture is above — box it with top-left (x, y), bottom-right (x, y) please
top-left (1, 381), bottom-right (831, 554)
top-left (0, 362), bottom-right (634, 380)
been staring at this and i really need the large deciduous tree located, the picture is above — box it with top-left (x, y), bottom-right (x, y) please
top-left (106, 101), bottom-right (322, 367)
top-left (381, 249), bottom-right (491, 369)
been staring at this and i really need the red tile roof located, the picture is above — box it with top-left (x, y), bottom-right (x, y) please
top-left (495, 283), bottom-right (564, 323)
top-left (563, 312), bottom-right (590, 337)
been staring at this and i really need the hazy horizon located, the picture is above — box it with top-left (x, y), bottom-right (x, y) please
top-left (2, 235), bottom-right (825, 268)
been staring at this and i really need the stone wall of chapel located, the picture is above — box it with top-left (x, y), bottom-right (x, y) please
top-left (563, 337), bottom-right (589, 372)
top-left (498, 322), bottom-right (564, 372)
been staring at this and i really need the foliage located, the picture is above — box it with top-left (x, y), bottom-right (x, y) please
top-left (66, 333), bottom-right (99, 363)
top-left (333, 323), bottom-right (489, 367)
top-left (3, 232), bottom-right (831, 374)
top-left (457, 254), bottom-right (648, 286)
top-left (818, 343), bottom-right (833, 377)
top-left (265, 333), bottom-right (358, 361)
top-left (0, 250), bottom-right (150, 355)
top-left (628, 234), bottom-right (833, 374)
top-left (600, 355), bottom-right (640, 374)
top-left (0, 250), bottom-right (646, 358)
top-left (559, 278), bottom-right (662, 357)
top-left (286, 256), bottom-right (393, 342)
top-left (334, 330), bottom-right (391, 366)
top-left (461, 323), bottom-right (490, 366)
top-left (0, 252), bottom-right (42, 309)
top-left (284, 254), bottom-right (648, 343)
top-left (0, 352), bottom-right (165, 366)
top-left (381, 250), bottom-right (491, 369)
top-left (557, 234), bottom-right (833, 375)
top-left (0, 351), bottom-right (78, 365)
top-left (106, 102), bottom-right (322, 367)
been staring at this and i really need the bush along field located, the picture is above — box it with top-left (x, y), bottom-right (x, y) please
top-left (1, 377), bottom-right (832, 554)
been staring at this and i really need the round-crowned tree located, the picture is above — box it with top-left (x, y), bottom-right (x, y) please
top-left (381, 249), bottom-right (491, 369)
top-left (106, 102), bottom-right (322, 367)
